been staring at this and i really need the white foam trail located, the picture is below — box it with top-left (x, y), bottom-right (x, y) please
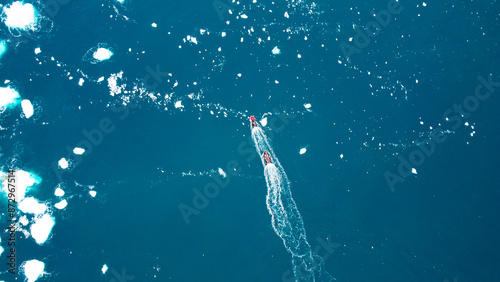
top-left (252, 126), bottom-right (334, 281)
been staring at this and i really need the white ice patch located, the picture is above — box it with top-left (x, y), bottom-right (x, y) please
top-left (218, 168), bottom-right (226, 178)
top-left (151, 22), bottom-right (157, 28)
top-left (2, 2), bottom-right (37, 29)
top-left (0, 40), bottom-right (6, 59)
top-left (102, 264), bottom-right (108, 274)
top-left (411, 168), bottom-right (417, 175)
top-left (54, 199), bottom-right (67, 209)
top-left (299, 147), bottom-right (307, 155)
top-left (58, 158), bottom-right (68, 169)
top-left (89, 190), bottom-right (97, 197)
top-left (174, 100), bottom-right (183, 109)
top-left (18, 197), bottom-right (47, 214)
top-left (186, 35), bottom-right (198, 44)
top-left (73, 147), bottom-right (85, 155)
top-left (304, 103), bottom-right (312, 109)
top-left (78, 78), bottom-right (84, 86)
top-left (0, 86), bottom-right (20, 108)
top-left (22, 259), bottom-right (45, 282)
top-left (34, 47), bottom-right (41, 54)
top-left (4, 170), bottom-right (38, 201)
top-left (21, 99), bottom-right (34, 118)
top-left (30, 214), bottom-right (55, 245)
top-left (54, 187), bottom-right (64, 197)
top-left (260, 117), bottom-right (267, 127)
top-left (340, 154), bottom-right (344, 159)
top-left (272, 46), bottom-right (281, 55)
top-left (93, 48), bottom-right (113, 61)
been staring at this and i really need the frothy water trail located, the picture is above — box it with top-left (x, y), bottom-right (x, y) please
top-left (252, 127), bottom-right (334, 281)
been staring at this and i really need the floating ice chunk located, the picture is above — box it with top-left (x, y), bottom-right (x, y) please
top-left (89, 190), bottom-right (97, 197)
top-left (297, 54), bottom-right (302, 58)
top-left (240, 14), bottom-right (248, 19)
top-left (174, 101), bottom-right (183, 109)
top-left (34, 47), bottom-right (41, 54)
top-left (117, 0), bottom-right (124, 3)
top-left (221, 31), bottom-right (226, 37)
top-left (0, 245), bottom-right (3, 256)
top-left (18, 197), bottom-right (47, 214)
top-left (54, 187), bottom-right (65, 197)
top-left (0, 40), bottom-right (6, 59)
top-left (102, 264), bottom-right (108, 274)
top-left (58, 158), bottom-right (68, 169)
top-left (304, 103), bottom-right (311, 109)
top-left (73, 147), bottom-right (85, 155)
top-left (272, 46), bottom-right (281, 55)
top-left (7, 170), bottom-right (39, 201)
top-left (151, 23), bottom-right (157, 28)
top-left (187, 35), bottom-right (198, 44)
top-left (340, 154), bottom-right (344, 159)
top-left (423, 2), bottom-right (427, 7)
top-left (78, 78), bottom-right (84, 86)
top-left (299, 147), bottom-right (307, 154)
top-left (0, 86), bottom-right (20, 108)
top-left (93, 48), bottom-right (113, 61)
top-left (54, 199), bottom-right (67, 209)
top-left (2, 2), bottom-right (37, 29)
top-left (21, 99), bottom-right (34, 118)
top-left (284, 11), bottom-right (289, 18)
top-left (260, 117), bottom-right (267, 127)
top-left (30, 214), bottom-right (55, 245)
top-left (411, 168), bottom-right (417, 175)
top-left (22, 259), bottom-right (45, 282)
top-left (218, 168), bottom-right (226, 178)
top-left (97, 77), bottom-right (105, 82)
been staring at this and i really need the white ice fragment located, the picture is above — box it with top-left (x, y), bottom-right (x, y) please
top-left (340, 154), bottom-right (344, 159)
top-left (18, 197), bottom-right (47, 214)
top-left (54, 199), bottom-right (67, 209)
top-left (19, 215), bottom-right (29, 226)
top-left (221, 32), bottom-right (226, 37)
top-left (58, 158), bottom-right (68, 169)
top-left (218, 168), bottom-right (226, 178)
top-left (3, 2), bottom-right (36, 29)
top-left (34, 47), bottom-right (41, 54)
top-left (89, 190), bottom-right (97, 197)
top-left (187, 36), bottom-right (198, 44)
top-left (304, 103), bottom-right (312, 109)
top-left (272, 46), bottom-right (281, 55)
top-left (260, 117), bottom-right (267, 127)
top-left (78, 78), bottom-right (84, 86)
top-left (21, 99), bottom-right (34, 118)
top-left (0, 86), bottom-right (20, 108)
top-left (240, 14), bottom-right (248, 19)
top-left (102, 264), bottom-right (108, 274)
top-left (275, 80), bottom-right (279, 84)
top-left (237, 73), bottom-right (242, 77)
top-left (284, 11), bottom-right (289, 18)
top-left (299, 148), bottom-right (307, 155)
top-left (97, 77), bottom-right (105, 82)
top-left (297, 54), bottom-right (302, 58)
top-left (73, 147), bottom-right (85, 155)
top-left (151, 23), bottom-right (157, 28)
top-left (93, 48), bottom-right (113, 61)
top-left (54, 187), bottom-right (65, 197)
top-left (22, 259), bottom-right (45, 282)
top-left (423, 2), bottom-right (427, 7)
top-left (174, 100), bottom-right (183, 108)
top-left (4, 170), bottom-right (38, 201)
top-left (30, 214), bottom-right (55, 245)
top-left (411, 168), bottom-right (417, 174)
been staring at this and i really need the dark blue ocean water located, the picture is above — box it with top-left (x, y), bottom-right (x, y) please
top-left (0, 0), bottom-right (499, 281)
